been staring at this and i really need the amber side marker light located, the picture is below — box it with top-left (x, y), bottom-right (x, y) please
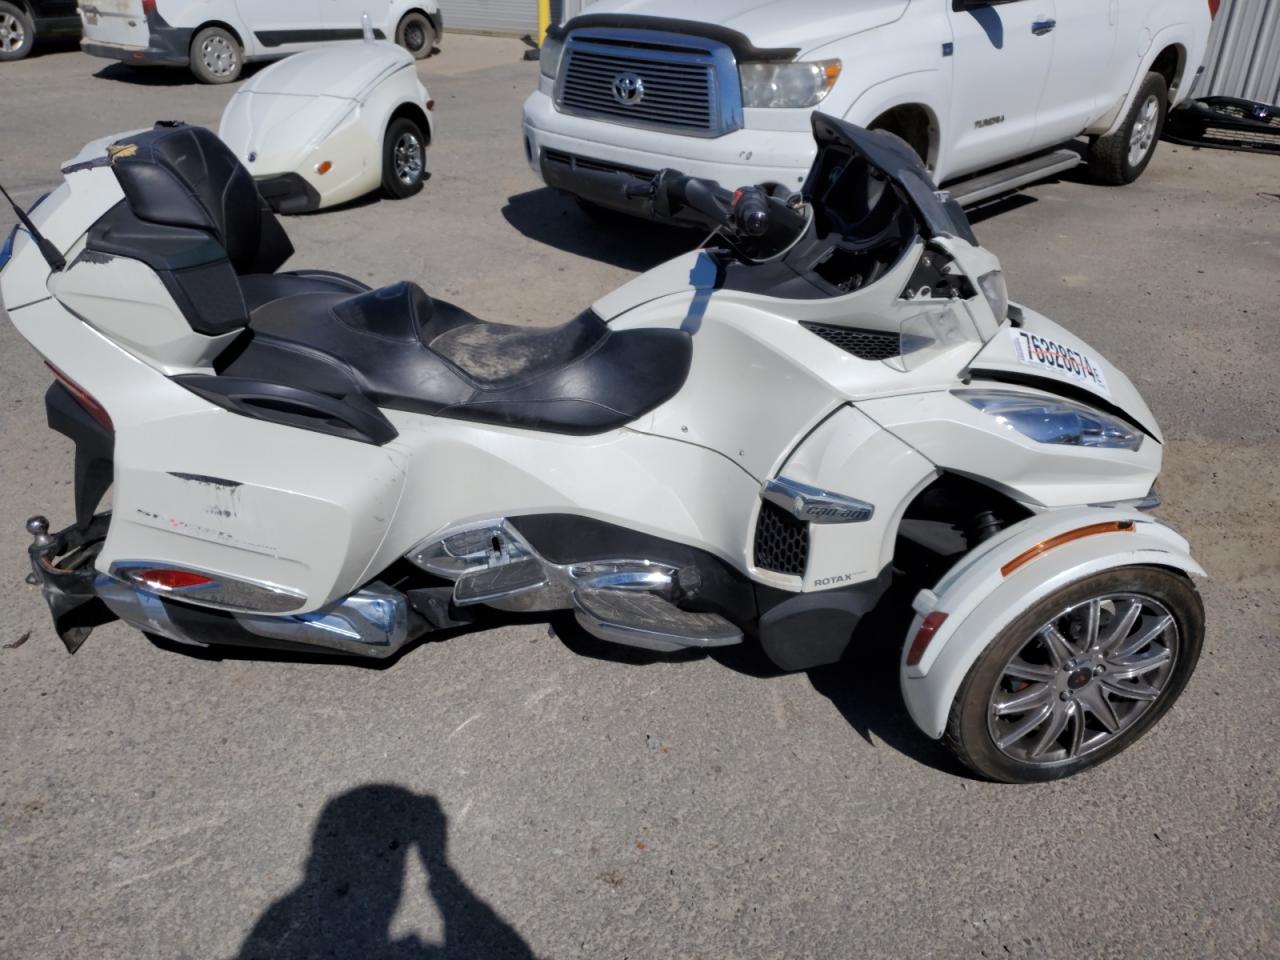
top-left (316, 161), bottom-right (333, 175)
top-left (1000, 520), bottom-right (1135, 578)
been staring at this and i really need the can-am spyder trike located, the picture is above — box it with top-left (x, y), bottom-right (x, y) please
top-left (0, 116), bottom-right (1204, 782)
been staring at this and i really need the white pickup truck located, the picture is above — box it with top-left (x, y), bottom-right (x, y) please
top-left (522, 0), bottom-right (1216, 213)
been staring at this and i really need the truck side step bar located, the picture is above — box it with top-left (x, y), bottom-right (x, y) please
top-left (572, 588), bottom-right (743, 653)
top-left (948, 148), bottom-right (1082, 207)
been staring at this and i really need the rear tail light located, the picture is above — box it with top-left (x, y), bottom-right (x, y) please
top-left (112, 562), bottom-right (306, 613)
top-left (142, 0), bottom-right (157, 15)
top-left (906, 611), bottom-right (948, 667)
top-left (134, 568), bottom-right (214, 591)
top-left (46, 362), bottom-right (113, 431)
top-left (1207, 0), bottom-right (1220, 17)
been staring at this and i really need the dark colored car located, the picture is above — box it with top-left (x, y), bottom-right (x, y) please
top-left (0, 0), bottom-right (79, 61)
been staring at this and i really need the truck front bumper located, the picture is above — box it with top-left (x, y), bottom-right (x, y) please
top-left (522, 91), bottom-right (814, 213)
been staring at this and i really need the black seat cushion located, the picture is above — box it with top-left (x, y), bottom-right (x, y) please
top-left (218, 282), bottom-right (692, 435)
top-left (239, 270), bottom-right (372, 314)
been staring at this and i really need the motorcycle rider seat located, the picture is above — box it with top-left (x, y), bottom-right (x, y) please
top-left (95, 123), bottom-right (691, 436)
top-left (219, 281), bottom-right (694, 436)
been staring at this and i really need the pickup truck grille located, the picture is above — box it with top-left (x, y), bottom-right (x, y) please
top-left (555, 29), bottom-right (742, 138)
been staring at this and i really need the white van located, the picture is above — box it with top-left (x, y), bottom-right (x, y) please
top-left (78, 0), bottom-right (443, 83)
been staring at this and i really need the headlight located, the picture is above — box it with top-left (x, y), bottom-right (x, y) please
top-left (740, 60), bottom-right (841, 108)
top-left (976, 269), bottom-right (1008, 322)
top-left (539, 36), bottom-right (564, 80)
top-left (955, 389), bottom-right (1143, 451)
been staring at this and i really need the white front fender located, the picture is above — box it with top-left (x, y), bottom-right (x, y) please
top-left (900, 507), bottom-right (1205, 739)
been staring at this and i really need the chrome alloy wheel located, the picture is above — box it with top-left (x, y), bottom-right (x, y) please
top-left (200, 33), bottom-right (237, 78)
top-left (0, 12), bottom-right (25, 52)
top-left (987, 593), bottom-right (1179, 765)
top-left (393, 130), bottom-right (424, 186)
top-left (1128, 94), bottom-right (1161, 168)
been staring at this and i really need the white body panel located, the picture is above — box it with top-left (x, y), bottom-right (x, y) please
top-left (218, 42), bottom-right (433, 210)
top-left (523, 0), bottom-right (1212, 190)
top-left (900, 508), bottom-right (1205, 738)
top-left (1, 124), bottom-right (1202, 754)
top-left (79, 0), bottom-right (440, 62)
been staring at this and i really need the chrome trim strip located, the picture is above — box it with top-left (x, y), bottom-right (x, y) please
top-left (95, 576), bottom-right (410, 659)
top-left (108, 560), bottom-right (306, 614)
top-left (762, 477), bottom-right (875, 524)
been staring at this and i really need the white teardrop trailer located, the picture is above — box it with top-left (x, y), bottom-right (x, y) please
top-left (217, 21), bottom-right (434, 213)
top-left (0, 115), bottom-right (1203, 782)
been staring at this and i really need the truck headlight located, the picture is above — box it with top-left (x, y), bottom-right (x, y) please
top-left (539, 36), bottom-right (564, 80)
top-left (740, 60), bottom-right (841, 108)
top-left (954, 389), bottom-right (1143, 451)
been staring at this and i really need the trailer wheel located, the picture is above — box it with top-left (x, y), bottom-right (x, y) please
top-left (382, 118), bottom-right (427, 199)
top-left (945, 566), bottom-right (1203, 783)
top-left (0, 2), bottom-right (35, 62)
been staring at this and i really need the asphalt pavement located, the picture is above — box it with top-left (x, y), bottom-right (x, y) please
top-left (1, 34), bottom-right (1277, 960)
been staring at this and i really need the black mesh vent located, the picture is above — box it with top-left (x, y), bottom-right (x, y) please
top-left (753, 500), bottom-right (809, 576)
top-left (801, 322), bottom-right (900, 361)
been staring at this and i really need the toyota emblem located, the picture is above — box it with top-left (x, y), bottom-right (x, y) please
top-left (611, 72), bottom-right (645, 105)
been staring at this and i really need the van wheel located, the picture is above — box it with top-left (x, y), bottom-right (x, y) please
top-left (396, 12), bottom-right (437, 60)
top-left (944, 566), bottom-right (1203, 783)
top-left (1088, 72), bottom-right (1167, 185)
top-left (190, 26), bottom-right (243, 84)
top-left (382, 118), bottom-right (427, 199)
top-left (0, 2), bottom-right (35, 62)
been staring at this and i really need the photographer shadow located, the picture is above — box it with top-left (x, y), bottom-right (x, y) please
top-left (237, 785), bottom-right (536, 960)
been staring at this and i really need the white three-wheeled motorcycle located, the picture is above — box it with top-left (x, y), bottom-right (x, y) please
top-left (0, 115), bottom-right (1204, 781)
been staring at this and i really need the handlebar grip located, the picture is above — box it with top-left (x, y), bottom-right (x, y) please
top-left (672, 176), bottom-right (733, 225)
top-left (733, 188), bottom-right (771, 237)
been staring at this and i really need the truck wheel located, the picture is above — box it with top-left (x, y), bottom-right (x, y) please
top-left (1088, 72), bottom-right (1168, 185)
top-left (396, 12), bottom-right (437, 60)
top-left (944, 566), bottom-right (1203, 783)
top-left (190, 26), bottom-right (243, 84)
top-left (382, 118), bottom-right (427, 198)
top-left (0, 2), bottom-right (35, 62)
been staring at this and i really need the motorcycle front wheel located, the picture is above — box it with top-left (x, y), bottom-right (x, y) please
top-left (944, 566), bottom-right (1204, 783)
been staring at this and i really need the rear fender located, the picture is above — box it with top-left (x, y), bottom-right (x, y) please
top-left (900, 507), bottom-right (1204, 739)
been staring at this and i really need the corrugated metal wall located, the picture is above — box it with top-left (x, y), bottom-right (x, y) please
top-left (447, 0), bottom-right (537, 35)
top-left (1196, 0), bottom-right (1280, 103)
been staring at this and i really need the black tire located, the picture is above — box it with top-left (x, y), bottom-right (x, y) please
top-left (395, 12), bottom-right (436, 60)
top-left (945, 566), bottom-right (1204, 783)
top-left (189, 25), bottom-right (243, 84)
top-left (1088, 72), bottom-right (1168, 185)
top-left (868, 126), bottom-right (930, 169)
top-left (382, 118), bottom-right (427, 199)
top-left (0, 2), bottom-right (35, 62)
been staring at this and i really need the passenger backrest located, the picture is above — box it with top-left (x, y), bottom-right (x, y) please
top-left (109, 124), bottom-right (293, 275)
